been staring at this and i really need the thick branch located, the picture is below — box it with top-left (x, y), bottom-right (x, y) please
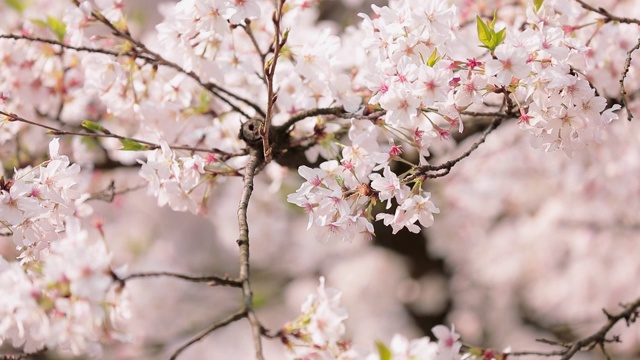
top-left (276, 106), bottom-right (347, 134)
top-left (236, 148), bottom-right (265, 360)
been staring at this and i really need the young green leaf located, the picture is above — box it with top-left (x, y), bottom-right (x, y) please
top-left (81, 120), bottom-right (111, 134)
top-left (476, 15), bottom-right (493, 49)
top-left (119, 138), bottom-right (151, 151)
top-left (31, 16), bottom-right (67, 41)
top-left (534, 0), bottom-right (545, 12)
top-left (427, 48), bottom-right (440, 67)
top-left (46, 16), bottom-right (66, 41)
top-left (6, 0), bottom-right (28, 13)
top-left (375, 341), bottom-right (392, 360)
top-left (494, 28), bottom-right (507, 47)
top-left (489, 9), bottom-right (499, 30)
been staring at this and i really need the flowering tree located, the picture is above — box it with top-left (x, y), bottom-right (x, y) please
top-left (1, 0), bottom-right (639, 359)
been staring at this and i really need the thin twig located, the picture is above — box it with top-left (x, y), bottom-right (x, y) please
top-left (261, 0), bottom-right (287, 163)
top-left (1, 111), bottom-right (244, 159)
top-left (2, 23), bottom-right (263, 118)
top-left (619, 36), bottom-right (640, 121)
top-left (169, 309), bottom-right (248, 360)
top-left (404, 116), bottom-right (504, 183)
top-left (236, 148), bottom-right (264, 360)
top-left (87, 181), bottom-right (146, 202)
top-left (0, 33), bottom-right (154, 61)
top-left (80, 3), bottom-right (261, 118)
top-left (241, 21), bottom-right (269, 87)
top-left (119, 271), bottom-right (242, 287)
top-left (508, 296), bottom-right (640, 359)
top-left (574, 0), bottom-right (640, 25)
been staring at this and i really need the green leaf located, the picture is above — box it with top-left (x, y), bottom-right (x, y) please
top-left (119, 138), bottom-right (151, 151)
top-left (468, 347), bottom-right (484, 356)
top-left (534, 0), bottom-right (545, 12)
top-left (31, 19), bottom-right (48, 28)
top-left (81, 120), bottom-right (111, 134)
top-left (494, 28), bottom-right (507, 47)
top-left (489, 9), bottom-right (499, 30)
top-left (47, 16), bottom-right (67, 41)
top-left (476, 15), bottom-right (493, 49)
top-left (427, 48), bottom-right (440, 67)
top-left (31, 16), bottom-right (67, 41)
top-left (375, 341), bottom-right (392, 360)
top-left (5, 0), bottom-right (28, 13)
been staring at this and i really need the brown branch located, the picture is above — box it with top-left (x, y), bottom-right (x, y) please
top-left (276, 106), bottom-right (347, 134)
top-left (1, 111), bottom-right (244, 159)
top-left (619, 36), bottom-right (640, 121)
top-left (508, 296), bottom-right (640, 359)
top-left (236, 147), bottom-right (265, 360)
top-left (404, 115), bottom-right (504, 183)
top-left (169, 309), bottom-right (248, 360)
top-left (87, 181), bottom-right (146, 202)
top-left (118, 271), bottom-right (242, 287)
top-left (3, 18), bottom-right (263, 119)
top-left (241, 21), bottom-right (269, 87)
top-left (81, 4), bottom-right (263, 119)
top-left (460, 110), bottom-right (514, 118)
top-left (0, 33), bottom-right (155, 61)
top-left (574, 0), bottom-right (640, 25)
top-left (0, 349), bottom-right (46, 359)
top-left (261, 0), bottom-right (287, 163)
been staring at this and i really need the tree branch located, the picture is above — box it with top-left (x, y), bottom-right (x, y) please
top-left (117, 271), bottom-right (242, 288)
top-left (404, 115), bottom-right (504, 183)
top-left (508, 296), bottom-right (640, 359)
top-left (619, 36), bottom-right (640, 121)
top-left (86, 181), bottom-right (146, 202)
top-left (261, 0), bottom-right (287, 163)
top-left (169, 309), bottom-right (247, 360)
top-left (236, 147), bottom-right (265, 360)
top-left (1, 110), bottom-right (245, 160)
top-left (276, 106), bottom-right (348, 134)
top-left (574, 0), bottom-right (640, 25)
top-left (1, 28), bottom-right (263, 119)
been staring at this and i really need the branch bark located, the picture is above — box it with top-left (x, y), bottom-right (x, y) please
top-left (236, 148), bottom-right (265, 360)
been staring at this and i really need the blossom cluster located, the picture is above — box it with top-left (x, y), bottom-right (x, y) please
top-left (287, 117), bottom-right (440, 242)
top-left (1, 139), bottom-right (83, 254)
top-left (283, 277), bottom-right (463, 360)
top-left (358, 0), bottom-right (621, 155)
top-left (0, 139), bottom-right (125, 356)
top-left (286, 0), bottom-right (623, 242)
top-left (139, 142), bottom-right (208, 214)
